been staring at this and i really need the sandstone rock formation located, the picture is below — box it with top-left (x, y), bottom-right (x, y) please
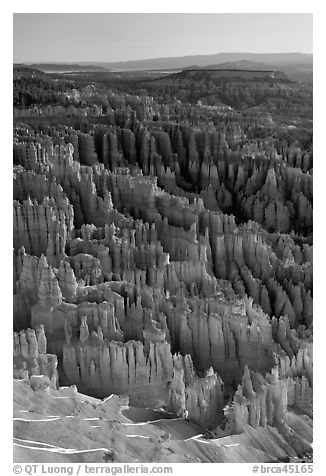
top-left (13, 325), bottom-right (58, 387)
top-left (13, 68), bottom-right (313, 456)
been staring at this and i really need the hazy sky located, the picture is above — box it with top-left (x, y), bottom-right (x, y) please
top-left (13, 13), bottom-right (313, 63)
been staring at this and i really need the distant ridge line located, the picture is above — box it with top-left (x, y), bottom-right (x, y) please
top-left (143, 68), bottom-right (287, 84)
top-left (183, 68), bottom-right (283, 73)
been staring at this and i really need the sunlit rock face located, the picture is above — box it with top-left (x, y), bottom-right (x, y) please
top-left (13, 66), bottom-right (312, 457)
top-left (13, 325), bottom-right (58, 387)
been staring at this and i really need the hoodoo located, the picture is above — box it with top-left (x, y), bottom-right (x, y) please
top-left (13, 16), bottom-right (313, 464)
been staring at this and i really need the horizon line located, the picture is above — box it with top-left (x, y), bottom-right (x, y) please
top-left (14, 51), bottom-right (313, 65)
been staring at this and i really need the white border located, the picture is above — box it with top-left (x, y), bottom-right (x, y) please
top-left (2, 3), bottom-right (322, 474)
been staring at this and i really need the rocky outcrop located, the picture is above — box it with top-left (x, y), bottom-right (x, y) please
top-left (62, 315), bottom-right (225, 428)
top-left (13, 325), bottom-right (58, 387)
top-left (62, 331), bottom-right (174, 406)
top-left (13, 197), bottom-right (73, 261)
top-left (168, 355), bottom-right (224, 428)
top-left (14, 250), bottom-right (51, 330)
top-left (225, 366), bottom-right (288, 434)
top-left (13, 72), bottom-right (313, 447)
top-left (77, 133), bottom-right (98, 166)
top-left (212, 232), bottom-right (312, 327)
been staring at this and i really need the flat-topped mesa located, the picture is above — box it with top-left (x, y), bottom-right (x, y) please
top-left (168, 354), bottom-right (225, 429)
top-left (13, 325), bottom-right (58, 387)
